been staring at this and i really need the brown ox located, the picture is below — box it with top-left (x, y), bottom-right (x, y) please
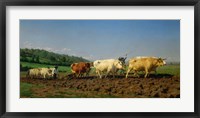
top-left (71, 62), bottom-right (92, 77)
top-left (126, 57), bottom-right (166, 78)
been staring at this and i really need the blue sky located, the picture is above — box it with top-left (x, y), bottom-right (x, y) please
top-left (20, 20), bottom-right (180, 62)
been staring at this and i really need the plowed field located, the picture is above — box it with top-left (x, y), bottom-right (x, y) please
top-left (20, 75), bottom-right (180, 98)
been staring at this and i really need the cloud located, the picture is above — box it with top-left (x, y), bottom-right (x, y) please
top-left (20, 42), bottom-right (93, 60)
top-left (59, 48), bottom-right (71, 53)
top-left (34, 47), bottom-right (72, 55)
top-left (83, 55), bottom-right (94, 60)
top-left (35, 47), bottom-right (53, 52)
top-left (21, 41), bottom-right (33, 48)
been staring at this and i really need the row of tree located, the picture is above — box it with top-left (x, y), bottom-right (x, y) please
top-left (20, 48), bottom-right (89, 66)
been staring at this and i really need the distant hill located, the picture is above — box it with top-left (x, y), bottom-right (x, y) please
top-left (20, 48), bottom-right (90, 66)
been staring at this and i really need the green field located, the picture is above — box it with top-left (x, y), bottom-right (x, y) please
top-left (156, 64), bottom-right (180, 76)
top-left (20, 82), bottom-right (45, 98)
top-left (21, 62), bottom-right (71, 73)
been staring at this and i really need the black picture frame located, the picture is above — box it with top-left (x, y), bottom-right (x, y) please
top-left (0, 0), bottom-right (199, 118)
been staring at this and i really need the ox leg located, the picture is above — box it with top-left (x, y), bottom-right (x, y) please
top-left (105, 70), bottom-right (110, 79)
top-left (126, 68), bottom-right (132, 78)
top-left (81, 72), bottom-right (85, 77)
top-left (79, 71), bottom-right (83, 78)
top-left (112, 71), bottom-right (115, 79)
top-left (96, 70), bottom-right (101, 79)
top-left (43, 74), bottom-right (46, 80)
top-left (76, 74), bottom-right (79, 78)
top-left (104, 73), bottom-right (107, 78)
top-left (77, 73), bottom-right (81, 78)
top-left (144, 73), bottom-right (149, 78)
top-left (144, 68), bottom-right (149, 78)
top-left (134, 71), bottom-right (139, 78)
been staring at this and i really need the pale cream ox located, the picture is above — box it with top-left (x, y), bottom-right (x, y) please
top-left (40, 68), bottom-right (54, 79)
top-left (26, 68), bottom-right (42, 79)
top-left (27, 67), bottom-right (58, 79)
top-left (93, 59), bottom-right (124, 79)
top-left (126, 56), bottom-right (166, 78)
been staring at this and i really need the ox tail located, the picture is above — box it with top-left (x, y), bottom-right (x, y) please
top-left (70, 63), bottom-right (75, 68)
top-left (70, 63), bottom-right (76, 73)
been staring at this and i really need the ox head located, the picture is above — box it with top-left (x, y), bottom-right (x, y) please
top-left (157, 58), bottom-right (166, 66)
top-left (90, 62), bottom-right (94, 67)
top-left (86, 62), bottom-right (93, 67)
top-left (47, 69), bottom-right (53, 77)
top-left (118, 57), bottom-right (127, 65)
top-left (114, 60), bottom-right (123, 70)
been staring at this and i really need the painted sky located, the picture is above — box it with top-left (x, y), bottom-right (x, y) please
top-left (20, 20), bottom-right (180, 62)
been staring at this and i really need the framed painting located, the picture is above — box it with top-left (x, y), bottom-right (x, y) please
top-left (0, 0), bottom-right (199, 118)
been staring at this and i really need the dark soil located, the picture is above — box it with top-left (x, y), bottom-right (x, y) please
top-left (20, 75), bottom-right (180, 98)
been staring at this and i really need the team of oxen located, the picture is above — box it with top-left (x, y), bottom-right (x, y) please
top-left (26, 67), bottom-right (58, 79)
top-left (26, 56), bottom-right (166, 79)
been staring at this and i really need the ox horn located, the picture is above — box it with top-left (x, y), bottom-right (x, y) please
top-left (162, 58), bottom-right (167, 60)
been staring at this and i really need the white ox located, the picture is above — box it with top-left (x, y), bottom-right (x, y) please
top-left (27, 67), bottom-right (58, 79)
top-left (93, 59), bottom-right (123, 78)
top-left (26, 68), bottom-right (42, 79)
top-left (40, 68), bottom-right (54, 79)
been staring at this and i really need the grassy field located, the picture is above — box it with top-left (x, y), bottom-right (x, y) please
top-left (156, 64), bottom-right (180, 76)
top-left (20, 82), bottom-right (46, 98)
top-left (21, 62), bottom-right (71, 73)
